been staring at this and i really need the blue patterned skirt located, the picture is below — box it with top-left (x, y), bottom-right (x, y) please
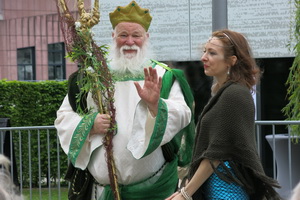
top-left (202, 161), bottom-right (250, 200)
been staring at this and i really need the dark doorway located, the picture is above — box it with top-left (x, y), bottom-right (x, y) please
top-left (256, 57), bottom-right (294, 177)
top-left (172, 61), bottom-right (213, 124)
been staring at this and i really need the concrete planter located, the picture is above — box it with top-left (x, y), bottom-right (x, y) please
top-left (265, 134), bottom-right (300, 199)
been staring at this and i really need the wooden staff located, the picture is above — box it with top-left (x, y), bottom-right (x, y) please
top-left (57, 0), bottom-right (121, 199)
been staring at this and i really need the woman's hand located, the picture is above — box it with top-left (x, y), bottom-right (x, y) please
top-left (165, 191), bottom-right (185, 200)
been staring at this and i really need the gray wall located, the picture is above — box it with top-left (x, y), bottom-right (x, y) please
top-left (92, 0), bottom-right (295, 61)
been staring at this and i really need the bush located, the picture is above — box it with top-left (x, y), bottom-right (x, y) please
top-left (0, 80), bottom-right (68, 126)
top-left (0, 80), bottom-right (68, 187)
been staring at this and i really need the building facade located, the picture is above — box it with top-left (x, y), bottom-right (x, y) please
top-left (0, 0), bottom-right (91, 80)
top-left (0, 0), bottom-right (297, 180)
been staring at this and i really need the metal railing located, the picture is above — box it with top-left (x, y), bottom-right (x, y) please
top-left (255, 120), bottom-right (300, 199)
top-left (0, 121), bottom-right (299, 199)
top-left (0, 126), bottom-right (68, 200)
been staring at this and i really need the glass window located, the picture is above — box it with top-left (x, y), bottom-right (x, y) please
top-left (48, 43), bottom-right (65, 80)
top-left (17, 47), bottom-right (35, 80)
top-left (0, 1), bottom-right (3, 20)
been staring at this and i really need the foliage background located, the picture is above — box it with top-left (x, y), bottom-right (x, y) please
top-left (0, 80), bottom-right (68, 187)
top-left (282, 0), bottom-right (300, 141)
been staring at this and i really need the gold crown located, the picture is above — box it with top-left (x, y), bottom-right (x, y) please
top-left (109, 1), bottom-right (152, 31)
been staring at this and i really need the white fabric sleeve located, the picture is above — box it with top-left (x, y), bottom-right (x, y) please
top-left (54, 95), bottom-right (103, 169)
top-left (127, 80), bottom-right (192, 159)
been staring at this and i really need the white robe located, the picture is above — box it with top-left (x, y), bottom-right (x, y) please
top-left (54, 64), bottom-right (191, 196)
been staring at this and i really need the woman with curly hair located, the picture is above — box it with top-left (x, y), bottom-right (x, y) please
top-left (166, 29), bottom-right (281, 200)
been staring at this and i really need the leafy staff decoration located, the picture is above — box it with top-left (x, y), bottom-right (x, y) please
top-left (56, 0), bottom-right (121, 199)
top-left (282, 0), bottom-right (300, 143)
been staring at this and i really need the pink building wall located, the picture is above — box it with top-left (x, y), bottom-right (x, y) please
top-left (0, 0), bottom-right (91, 80)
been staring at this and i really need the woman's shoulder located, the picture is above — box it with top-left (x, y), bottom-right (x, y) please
top-left (221, 82), bottom-right (253, 102)
top-left (225, 82), bottom-right (251, 94)
top-left (217, 82), bottom-right (255, 112)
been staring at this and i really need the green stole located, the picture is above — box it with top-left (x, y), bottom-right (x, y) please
top-left (145, 59), bottom-right (195, 167)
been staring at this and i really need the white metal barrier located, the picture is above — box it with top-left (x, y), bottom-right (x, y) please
top-left (0, 126), bottom-right (67, 200)
top-left (255, 120), bottom-right (300, 199)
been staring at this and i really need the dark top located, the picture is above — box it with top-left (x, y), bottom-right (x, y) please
top-left (189, 81), bottom-right (281, 200)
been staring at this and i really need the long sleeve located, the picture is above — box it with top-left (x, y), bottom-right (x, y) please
top-left (127, 75), bottom-right (192, 159)
top-left (55, 94), bottom-right (104, 169)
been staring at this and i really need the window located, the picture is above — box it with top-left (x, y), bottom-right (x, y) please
top-left (0, 0), bottom-right (3, 20)
top-left (17, 47), bottom-right (35, 80)
top-left (48, 43), bottom-right (65, 80)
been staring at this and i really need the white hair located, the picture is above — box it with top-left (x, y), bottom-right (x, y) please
top-left (0, 154), bottom-right (24, 200)
top-left (108, 35), bottom-right (155, 75)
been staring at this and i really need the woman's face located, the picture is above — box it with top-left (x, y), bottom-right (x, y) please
top-left (201, 37), bottom-right (229, 81)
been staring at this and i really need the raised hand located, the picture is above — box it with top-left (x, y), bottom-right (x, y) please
top-left (134, 67), bottom-right (162, 116)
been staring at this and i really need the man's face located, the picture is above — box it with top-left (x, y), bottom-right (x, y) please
top-left (113, 22), bottom-right (149, 58)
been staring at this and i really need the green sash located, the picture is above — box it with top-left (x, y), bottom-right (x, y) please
top-left (142, 59), bottom-right (195, 167)
top-left (100, 157), bottom-right (178, 200)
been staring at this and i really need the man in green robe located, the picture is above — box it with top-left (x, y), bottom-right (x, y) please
top-left (55, 1), bottom-right (195, 199)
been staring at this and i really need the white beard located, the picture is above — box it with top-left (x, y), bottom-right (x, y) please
top-left (108, 39), bottom-right (154, 74)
